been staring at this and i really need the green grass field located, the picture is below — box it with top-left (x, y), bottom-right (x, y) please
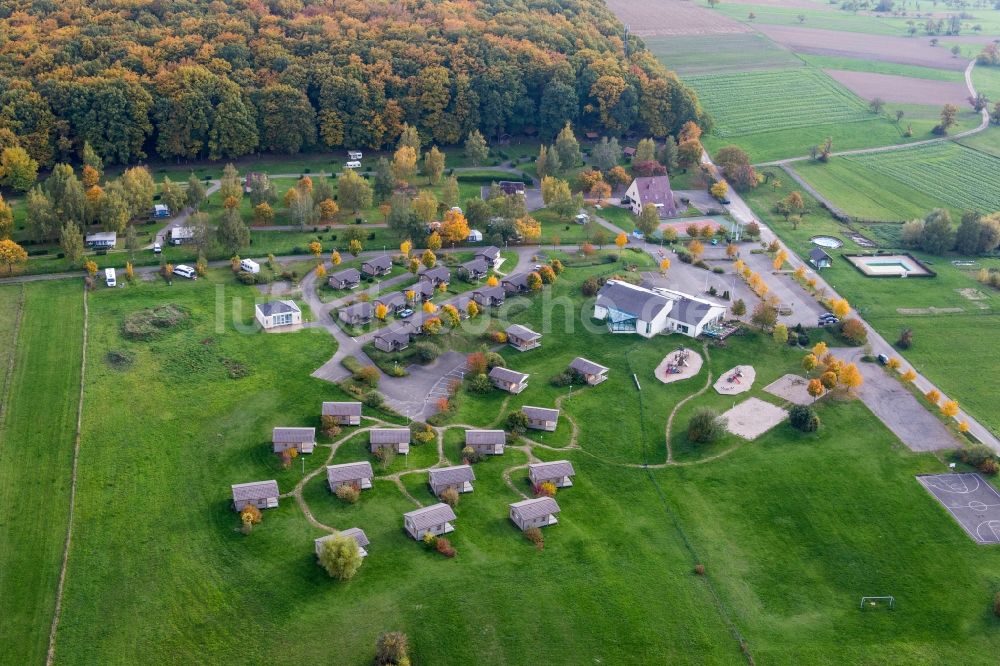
top-left (958, 126), bottom-right (1000, 159)
top-left (643, 33), bottom-right (804, 76)
top-left (3, 260), bottom-right (998, 663)
top-left (0, 281), bottom-right (85, 665)
top-left (844, 142), bottom-right (1000, 213)
top-left (798, 55), bottom-right (968, 81)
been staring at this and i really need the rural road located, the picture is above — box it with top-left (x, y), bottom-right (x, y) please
top-left (755, 59), bottom-right (990, 169)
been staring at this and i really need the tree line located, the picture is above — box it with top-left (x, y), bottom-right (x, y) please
top-left (0, 0), bottom-right (705, 171)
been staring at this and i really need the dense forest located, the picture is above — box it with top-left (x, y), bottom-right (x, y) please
top-left (0, 0), bottom-right (704, 168)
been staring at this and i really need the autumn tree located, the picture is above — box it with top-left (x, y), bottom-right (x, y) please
top-left (239, 504), bottom-right (262, 534)
top-left (441, 174), bottom-right (460, 210)
top-left (392, 146), bottom-right (418, 182)
top-left (0, 195), bottom-right (11, 239)
top-left (0, 147), bottom-right (38, 191)
top-left (554, 122), bottom-right (582, 173)
top-left (606, 165), bottom-right (630, 188)
top-left (687, 239), bottom-right (705, 260)
top-left (422, 248), bottom-right (437, 268)
top-left (186, 173), bottom-right (206, 210)
top-left (710, 180), bottom-right (729, 201)
top-left (217, 209), bottom-right (250, 255)
top-left (635, 138), bottom-right (657, 163)
top-left (0, 239), bottom-right (28, 274)
top-left (678, 140), bottom-right (703, 169)
top-left (348, 239), bottom-right (363, 256)
top-left (751, 300), bottom-right (778, 330)
top-left (515, 216), bottom-right (541, 244)
top-left (423, 146), bottom-right (446, 185)
top-left (773, 323), bottom-right (789, 345)
top-left (427, 231), bottom-right (442, 251)
top-left (413, 190), bottom-right (439, 226)
top-left (219, 163), bottom-right (243, 203)
top-left (839, 363), bottom-right (864, 393)
top-left (440, 209), bottom-right (470, 246)
top-left (638, 205), bottom-right (661, 238)
top-left (465, 130), bottom-right (489, 166)
top-left (660, 258), bottom-right (671, 274)
top-left (807, 378), bottom-right (825, 402)
top-left (527, 271), bottom-right (543, 291)
top-left (935, 103), bottom-right (960, 134)
top-left (318, 533), bottom-right (363, 580)
top-left (60, 223), bottom-right (84, 264)
top-left (338, 169), bottom-right (373, 214)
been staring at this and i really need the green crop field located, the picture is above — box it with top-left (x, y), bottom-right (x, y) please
top-left (687, 68), bottom-right (871, 138)
top-left (797, 55), bottom-right (967, 82)
top-left (958, 126), bottom-right (1000, 159)
top-left (643, 33), bottom-right (804, 76)
top-left (844, 142), bottom-right (1000, 213)
top-left (0, 282), bottom-right (85, 665)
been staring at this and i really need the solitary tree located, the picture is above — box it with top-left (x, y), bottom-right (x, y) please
top-left (338, 169), bottom-right (373, 213)
top-left (60, 223), bottom-right (84, 264)
top-left (0, 239), bottom-right (28, 274)
top-left (423, 146), bottom-right (446, 185)
top-left (464, 130), bottom-right (489, 167)
top-left (941, 400), bottom-right (960, 418)
top-left (807, 378), bottom-right (825, 402)
top-left (318, 533), bottom-right (363, 580)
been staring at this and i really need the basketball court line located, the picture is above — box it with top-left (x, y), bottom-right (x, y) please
top-left (917, 474), bottom-right (1000, 545)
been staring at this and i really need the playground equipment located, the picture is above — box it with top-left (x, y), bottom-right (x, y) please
top-left (664, 347), bottom-right (690, 374)
top-left (727, 368), bottom-right (743, 384)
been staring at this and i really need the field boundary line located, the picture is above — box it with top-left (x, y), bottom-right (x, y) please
top-left (45, 286), bottom-right (89, 666)
top-left (0, 284), bottom-right (26, 433)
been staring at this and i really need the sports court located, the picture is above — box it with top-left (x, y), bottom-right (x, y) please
top-left (917, 474), bottom-right (1000, 545)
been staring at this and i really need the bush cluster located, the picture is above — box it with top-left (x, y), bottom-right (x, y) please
top-left (335, 484), bottom-right (360, 504)
top-left (789, 405), bottom-right (821, 432)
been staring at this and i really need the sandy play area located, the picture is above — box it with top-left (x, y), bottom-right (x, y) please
top-left (714, 365), bottom-right (755, 395)
top-left (763, 374), bottom-right (814, 406)
top-left (722, 397), bottom-right (788, 440)
top-left (654, 347), bottom-right (703, 384)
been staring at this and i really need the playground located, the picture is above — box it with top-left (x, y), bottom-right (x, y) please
top-left (721, 397), bottom-right (788, 440)
top-left (654, 347), bottom-right (702, 384)
top-left (713, 365), bottom-right (755, 395)
top-left (763, 374), bottom-right (815, 406)
top-left (917, 474), bottom-right (1000, 545)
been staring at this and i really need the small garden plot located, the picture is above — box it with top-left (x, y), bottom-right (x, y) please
top-left (713, 365), bottom-right (755, 395)
top-left (721, 397), bottom-right (788, 440)
top-left (763, 373), bottom-right (814, 406)
top-left (845, 253), bottom-right (933, 278)
top-left (845, 143), bottom-right (1000, 213)
top-left (686, 68), bottom-right (870, 138)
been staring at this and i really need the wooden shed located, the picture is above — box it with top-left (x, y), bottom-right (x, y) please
top-left (509, 497), bottom-right (561, 531)
top-left (231, 480), bottom-right (280, 511)
top-left (489, 366), bottom-right (529, 394)
top-left (522, 405), bottom-right (559, 431)
top-left (322, 401), bottom-right (362, 426)
top-left (403, 503), bottom-right (456, 540)
top-left (327, 461), bottom-right (374, 491)
top-left (272, 427), bottom-right (316, 454)
top-left (428, 465), bottom-right (476, 497)
top-left (569, 357), bottom-right (609, 385)
top-left (465, 429), bottom-right (505, 456)
top-left (370, 428), bottom-right (411, 454)
top-left (506, 324), bottom-right (541, 351)
top-left (528, 460), bottom-right (575, 488)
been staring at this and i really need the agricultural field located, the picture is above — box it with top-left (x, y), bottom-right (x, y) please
top-left (957, 126), bottom-right (1000, 159)
top-left (687, 68), bottom-right (871, 138)
top-left (642, 33), bottom-right (804, 76)
top-left (604, 0), bottom-right (753, 35)
top-left (843, 142), bottom-right (1000, 213)
top-left (797, 55), bottom-right (969, 82)
top-left (824, 69), bottom-right (970, 105)
top-left (0, 282), bottom-right (85, 665)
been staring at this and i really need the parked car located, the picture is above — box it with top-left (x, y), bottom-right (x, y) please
top-left (398, 308), bottom-right (414, 318)
top-left (153, 242), bottom-right (161, 254)
top-left (877, 354), bottom-right (889, 366)
top-left (105, 267), bottom-right (116, 287)
top-left (818, 315), bottom-right (839, 326)
top-left (173, 264), bottom-right (197, 279)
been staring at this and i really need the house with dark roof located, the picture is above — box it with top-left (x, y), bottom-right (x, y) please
top-left (498, 180), bottom-right (526, 196)
top-left (522, 405), bottom-right (559, 431)
top-left (85, 231), bottom-right (117, 248)
top-left (327, 461), bottom-right (374, 491)
top-left (472, 286), bottom-right (505, 308)
top-left (361, 254), bottom-right (393, 277)
top-left (255, 300), bottom-right (302, 330)
top-left (476, 246), bottom-right (502, 269)
top-left (623, 146), bottom-right (637, 159)
top-left (428, 465), bottom-right (476, 497)
top-left (272, 427), bottom-right (316, 454)
top-left (315, 528), bottom-right (369, 558)
top-left (501, 272), bottom-right (531, 294)
top-left (569, 357), bottom-right (609, 385)
top-left (373, 325), bottom-right (411, 352)
top-left (528, 460), bottom-right (575, 488)
top-left (419, 266), bottom-right (451, 288)
top-left (338, 301), bottom-right (373, 326)
top-left (506, 324), bottom-right (541, 351)
top-left (465, 429), bottom-right (505, 455)
top-left (409, 280), bottom-right (436, 302)
top-left (809, 247), bottom-right (833, 270)
top-left (460, 257), bottom-right (491, 282)
top-left (370, 428), bottom-right (410, 454)
top-left (489, 366), bottom-right (529, 394)
top-left (328, 267), bottom-right (361, 289)
top-left (403, 503), bottom-right (456, 540)
top-left (593, 280), bottom-right (725, 339)
top-left (322, 401), bottom-right (362, 426)
top-left (510, 497), bottom-right (561, 531)
top-left (623, 175), bottom-right (679, 217)
top-left (231, 480), bottom-right (280, 511)
top-left (375, 291), bottom-right (408, 314)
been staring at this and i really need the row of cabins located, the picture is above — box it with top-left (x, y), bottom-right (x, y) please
top-left (371, 286), bottom-right (505, 353)
top-left (334, 247), bottom-right (502, 287)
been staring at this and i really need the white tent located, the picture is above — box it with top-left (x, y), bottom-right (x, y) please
top-left (468, 229), bottom-right (483, 242)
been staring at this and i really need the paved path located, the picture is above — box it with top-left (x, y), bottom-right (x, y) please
top-left (151, 180), bottom-right (222, 247)
top-left (755, 59), bottom-right (990, 168)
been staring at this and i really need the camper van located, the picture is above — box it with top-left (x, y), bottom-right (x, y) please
top-left (348, 150), bottom-right (363, 161)
top-left (345, 160), bottom-right (361, 169)
top-left (152, 242), bottom-right (162, 254)
top-left (240, 259), bottom-right (260, 274)
top-left (105, 268), bottom-right (117, 287)
top-left (173, 264), bottom-right (197, 280)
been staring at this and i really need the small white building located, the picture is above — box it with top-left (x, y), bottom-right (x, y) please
top-left (169, 226), bottom-right (196, 245)
top-left (468, 229), bottom-right (483, 242)
top-left (428, 465), bottom-right (476, 497)
top-left (593, 280), bottom-right (726, 339)
top-left (509, 497), bottom-right (561, 531)
top-left (348, 150), bottom-right (363, 161)
top-left (315, 527), bottom-right (369, 558)
top-left (403, 503), bottom-right (456, 540)
top-left (231, 480), bottom-right (279, 511)
top-left (528, 460), bottom-right (575, 488)
top-left (272, 427), bottom-right (316, 454)
top-left (255, 300), bottom-right (302, 330)
top-left (85, 231), bottom-right (117, 249)
top-left (465, 429), bottom-right (505, 456)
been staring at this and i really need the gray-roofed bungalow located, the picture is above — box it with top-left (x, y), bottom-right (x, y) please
top-left (373, 325), bottom-right (411, 352)
top-left (322, 401), bottom-right (362, 426)
top-left (509, 497), bottom-right (561, 531)
top-left (506, 324), bottom-right (541, 351)
top-left (410, 280), bottom-right (436, 302)
top-left (465, 429), bottom-right (505, 455)
top-left (231, 480), bottom-right (280, 511)
top-left (272, 427), bottom-right (316, 454)
top-left (361, 254), bottom-right (393, 277)
top-left (327, 461), bottom-right (374, 491)
top-left (523, 405), bottom-right (559, 431)
top-left (428, 465), bottom-right (476, 497)
top-left (472, 285), bottom-right (505, 308)
top-left (501, 272), bottom-right (530, 294)
top-left (328, 267), bottom-right (361, 289)
top-left (489, 366), bottom-right (529, 394)
top-left (403, 503), bottom-right (456, 540)
top-left (370, 428), bottom-right (410, 454)
top-left (809, 247), bottom-right (833, 270)
top-left (419, 265), bottom-right (451, 287)
top-left (85, 231), bottom-right (117, 248)
top-left (528, 460), bottom-right (575, 488)
top-left (375, 291), bottom-right (408, 313)
top-left (315, 527), bottom-right (370, 558)
top-left (255, 299), bottom-right (302, 330)
top-left (569, 357), bottom-right (609, 385)
top-left (476, 246), bottom-right (502, 268)
top-left (460, 257), bottom-right (490, 282)
top-left (338, 301), bottom-right (373, 326)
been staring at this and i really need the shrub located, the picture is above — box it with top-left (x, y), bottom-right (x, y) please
top-left (485, 352), bottom-right (506, 369)
top-left (461, 445), bottom-right (482, 464)
top-left (105, 349), bottom-right (135, 370)
top-left (838, 318), bottom-right (868, 345)
top-left (411, 422), bottom-right (435, 445)
top-left (535, 481), bottom-right (557, 497)
top-left (373, 445), bottom-right (396, 469)
top-left (353, 365), bottom-right (380, 388)
top-left (581, 277), bottom-right (600, 296)
top-left (363, 390), bottom-right (384, 408)
top-left (959, 444), bottom-right (995, 468)
top-left (236, 270), bottom-right (257, 285)
top-left (694, 564), bottom-right (706, 576)
top-left (435, 536), bottom-right (457, 557)
top-left (121, 304), bottom-right (190, 341)
top-left (321, 415), bottom-right (342, 439)
top-left (524, 526), bottom-right (544, 550)
top-left (789, 405), bottom-right (821, 432)
top-left (413, 341), bottom-right (440, 363)
top-left (980, 458), bottom-right (999, 475)
top-left (507, 410), bottom-right (529, 434)
top-left (440, 486), bottom-right (459, 507)
top-left (375, 631), bottom-right (410, 665)
top-left (466, 351), bottom-right (487, 375)
top-left (549, 369), bottom-right (579, 387)
top-left (995, 591), bottom-right (1000, 618)
top-left (687, 407), bottom-right (726, 444)
top-left (489, 330), bottom-right (508, 344)
top-left (467, 373), bottom-right (493, 394)
top-left (335, 484), bottom-right (360, 504)
top-left (603, 253), bottom-right (618, 264)
top-left (897, 327), bottom-right (913, 349)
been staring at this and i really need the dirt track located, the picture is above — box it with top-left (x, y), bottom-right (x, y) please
top-left (755, 24), bottom-right (969, 70)
top-left (825, 69), bottom-right (971, 105)
top-left (604, 0), bottom-right (753, 36)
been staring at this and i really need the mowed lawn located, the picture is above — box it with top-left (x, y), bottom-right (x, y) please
top-left (0, 282), bottom-right (85, 665)
top-left (644, 33), bottom-right (805, 76)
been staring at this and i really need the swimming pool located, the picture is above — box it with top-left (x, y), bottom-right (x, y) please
top-left (845, 254), bottom-right (933, 277)
top-left (811, 235), bottom-right (843, 249)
